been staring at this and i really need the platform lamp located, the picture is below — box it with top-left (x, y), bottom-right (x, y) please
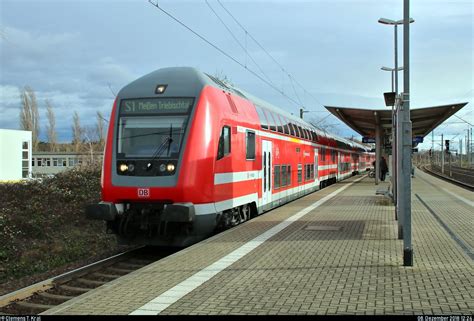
top-left (378, 17), bottom-right (414, 238)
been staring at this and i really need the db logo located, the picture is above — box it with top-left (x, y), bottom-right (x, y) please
top-left (138, 188), bottom-right (150, 198)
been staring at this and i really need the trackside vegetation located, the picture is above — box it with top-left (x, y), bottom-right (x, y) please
top-left (0, 166), bottom-right (122, 286)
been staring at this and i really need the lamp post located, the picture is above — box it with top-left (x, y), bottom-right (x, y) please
top-left (378, 17), bottom-right (414, 241)
top-left (381, 66), bottom-right (403, 211)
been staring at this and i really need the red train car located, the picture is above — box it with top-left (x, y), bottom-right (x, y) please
top-left (86, 67), bottom-right (374, 247)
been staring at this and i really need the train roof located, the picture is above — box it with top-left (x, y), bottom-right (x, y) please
top-left (120, 67), bottom-right (371, 153)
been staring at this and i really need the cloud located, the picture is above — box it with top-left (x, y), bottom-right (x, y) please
top-left (0, 25), bottom-right (134, 141)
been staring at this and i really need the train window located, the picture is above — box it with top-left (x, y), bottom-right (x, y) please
top-left (292, 124), bottom-right (298, 137)
top-left (217, 126), bottom-right (231, 160)
top-left (246, 131), bottom-right (256, 160)
top-left (274, 165), bottom-right (281, 189)
top-left (305, 164), bottom-right (314, 180)
top-left (331, 150), bottom-right (336, 162)
top-left (256, 105), bottom-right (269, 130)
top-left (321, 148), bottom-right (326, 161)
top-left (265, 109), bottom-right (277, 131)
top-left (297, 126), bottom-right (304, 139)
top-left (287, 165), bottom-right (291, 185)
top-left (297, 164), bottom-right (302, 183)
top-left (282, 118), bottom-right (290, 135)
top-left (288, 122), bottom-right (295, 136)
top-left (281, 165), bottom-right (287, 186)
top-left (274, 114), bottom-right (284, 133)
top-left (303, 128), bottom-right (309, 140)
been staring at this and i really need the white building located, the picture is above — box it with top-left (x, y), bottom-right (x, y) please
top-left (0, 129), bottom-right (32, 181)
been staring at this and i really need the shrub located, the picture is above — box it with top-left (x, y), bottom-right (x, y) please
top-left (0, 165), bottom-right (119, 283)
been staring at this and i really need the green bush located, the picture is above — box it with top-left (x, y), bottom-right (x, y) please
top-left (0, 165), bottom-right (119, 283)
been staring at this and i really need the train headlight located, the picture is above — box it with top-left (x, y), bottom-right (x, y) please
top-left (128, 163), bottom-right (135, 172)
top-left (159, 164), bottom-right (166, 172)
top-left (155, 84), bottom-right (167, 94)
top-left (166, 163), bottom-right (175, 172)
top-left (119, 163), bottom-right (128, 172)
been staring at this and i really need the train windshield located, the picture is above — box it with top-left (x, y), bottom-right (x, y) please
top-left (116, 98), bottom-right (193, 159)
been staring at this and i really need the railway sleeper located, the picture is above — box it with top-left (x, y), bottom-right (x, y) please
top-left (15, 301), bottom-right (55, 311)
top-left (128, 259), bottom-right (154, 265)
top-left (117, 262), bottom-right (145, 269)
top-left (38, 292), bottom-right (74, 301)
top-left (77, 278), bottom-right (107, 287)
top-left (59, 284), bottom-right (92, 293)
top-left (107, 267), bottom-right (135, 274)
top-left (92, 272), bottom-right (122, 279)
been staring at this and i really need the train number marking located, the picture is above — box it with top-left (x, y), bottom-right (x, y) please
top-left (138, 188), bottom-right (150, 198)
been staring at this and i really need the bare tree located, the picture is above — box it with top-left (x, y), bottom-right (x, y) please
top-left (96, 111), bottom-right (106, 149)
top-left (20, 86), bottom-right (40, 151)
top-left (71, 111), bottom-right (83, 153)
top-left (82, 125), bottom-right (96, 163)
top-left (45, 99), bottom-right (58, 152)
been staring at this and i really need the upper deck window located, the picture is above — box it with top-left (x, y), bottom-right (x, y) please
top-left (255, 105), bottom-right (269, 130)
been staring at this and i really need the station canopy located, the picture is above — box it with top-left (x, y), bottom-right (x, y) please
top-left (324, 103), bottom-right (468, 141)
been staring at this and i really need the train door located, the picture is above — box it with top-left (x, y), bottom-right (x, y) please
top-left (314, 148), bottom-right (319, 187)
top-left (261, 140), bottom-right (272, 207)
top-left (337, 151), bottom-right (341, 181)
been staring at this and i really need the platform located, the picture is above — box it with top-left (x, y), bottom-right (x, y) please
top-left (44, 170), bottom-right (473, 315)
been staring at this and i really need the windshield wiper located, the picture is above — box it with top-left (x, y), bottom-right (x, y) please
top-left (146, 124), bottom-right (174, 171)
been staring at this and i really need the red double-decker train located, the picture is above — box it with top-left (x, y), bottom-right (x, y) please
top-left (86, 67), bottom-right (374, 247)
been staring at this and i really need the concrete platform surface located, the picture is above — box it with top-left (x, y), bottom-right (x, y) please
top-left (44, 170), bottom-right (473, 315)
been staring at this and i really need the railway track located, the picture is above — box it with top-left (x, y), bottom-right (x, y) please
top-left (420, 165), bottom-right (474, 191)
top-left (0, 246), bottom-right (178, 315)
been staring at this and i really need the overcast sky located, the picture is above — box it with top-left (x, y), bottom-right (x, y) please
top-left (0, 0), bottom-right (472, 151)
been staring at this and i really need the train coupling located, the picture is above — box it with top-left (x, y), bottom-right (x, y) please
top-left (85, 202), bottom-right (196, 223)
top-left (85, 202), bottom-right (118, 221)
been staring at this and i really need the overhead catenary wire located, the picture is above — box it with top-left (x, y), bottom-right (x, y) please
top-left (148, 0), bottom-right (304, 109)
top-left (204, 0), bottom-right (276, 88)
top-left (216, 0), bottom-right (326, 111)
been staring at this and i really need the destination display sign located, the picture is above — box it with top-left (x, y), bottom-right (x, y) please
top-left (362, 137), bottom-right (376, 144)
top-left (120, 98), bottom-right (194, 114)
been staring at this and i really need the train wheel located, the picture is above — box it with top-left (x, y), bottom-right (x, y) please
top-left (230, 207), bottom-right (241, 226)
top-left (240, 204), bottom-right (250, 222)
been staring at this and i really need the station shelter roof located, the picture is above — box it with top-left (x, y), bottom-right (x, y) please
top-left (324, 103), bottom-right (468, 141)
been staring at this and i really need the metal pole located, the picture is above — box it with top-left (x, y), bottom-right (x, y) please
top-left (393, 23), bottom-right (399, 217)
top-left (441, 134), bottom-right (444, 173)
top-left (459, 138), bottom-right (462, 167)
top-left (467, 130), bottom-right (470, 167)
top-left (375, 122), bottom-right (381, 185)
top-left (391, 71), bottom-right (395, 92)
top-left (431, 131), bottom-right (434, 166)
top-left (469, 128), bottom-right (472, 168)
top-left (394, 24), bottom-right (399, 94)
top-left (396, 97), bottom-right (403, 239)
top-left (402, 0), bottom-right (413, 266)
top-left (449, 149), bottom-right (452, 177)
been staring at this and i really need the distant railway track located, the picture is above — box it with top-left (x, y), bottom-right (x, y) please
top-left (420, 165), bottom-right (474, 191)
top-left (0, 246), bottom-right (178, 315)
